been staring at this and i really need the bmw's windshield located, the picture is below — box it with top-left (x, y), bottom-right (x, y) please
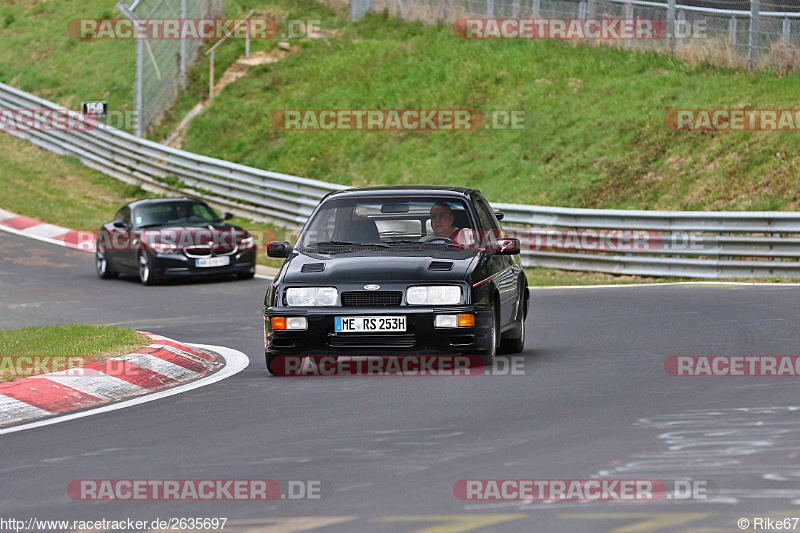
top-left (133, 201), bottom-right (221, 228)
top-left (296, 196), bottom-right (475, 250)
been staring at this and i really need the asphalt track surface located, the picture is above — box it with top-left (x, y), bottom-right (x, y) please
top-left (2, 229), bottom-right (800, 532)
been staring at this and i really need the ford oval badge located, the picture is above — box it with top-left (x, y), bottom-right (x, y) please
top-left (364, 284), bottom-right (380, 290)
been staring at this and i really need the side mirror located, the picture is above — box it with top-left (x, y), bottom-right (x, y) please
top-left (495, 237), bottom-right (520, 255)
top-left (493, 209), bottom-right (505, 221)
top-left (222, 212), bottom-right (234, 221)
top-left (112, 220), bottom-right (128, 229)
top-left (267, 241), bottom-right (293, 258)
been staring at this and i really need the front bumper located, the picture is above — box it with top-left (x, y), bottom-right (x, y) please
top-left (265, 305), bottom-right (493, 355)
top-left (153, 250), bottom-right (257, 277)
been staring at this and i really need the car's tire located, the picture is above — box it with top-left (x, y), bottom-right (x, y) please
top-left (95, 247), bottom-right (118, 279)
top-left (138, 251), bottom-right (160, 286)
top-left (266, 352), bottom-right (278, 375)
top-left (500, 283), bottom-right (527, 354)
top-left (479, 304), bottom-right (499, 366)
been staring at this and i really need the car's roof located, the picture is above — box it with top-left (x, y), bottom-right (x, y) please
top-left (326, 185), bottom-right (478, 199)
top-left (125, 197), bottom-right (203, 209)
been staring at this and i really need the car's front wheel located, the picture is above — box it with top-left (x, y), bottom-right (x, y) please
top-left (479, 305), bottom-right (499, 366)
top-left (500, 283), bottom-right (527, 354)
top-left (138, 252), bottom-right (160, 286)
top-left (95, 247), bottom-right (118, 279)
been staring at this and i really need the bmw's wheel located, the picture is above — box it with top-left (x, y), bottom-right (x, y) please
top-left (95, 247), bottom-right (118, 279)
top-left (138, 252), bottom-right (159, 286)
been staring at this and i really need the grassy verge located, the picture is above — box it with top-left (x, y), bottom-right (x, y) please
top-left (168, 9), bottom-right (800, 212)
top-left (0, 325), bottom-right (150, 383)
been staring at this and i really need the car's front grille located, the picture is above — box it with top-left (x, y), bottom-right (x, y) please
top-left (328, 334), bottom-right (415, 348)
top-left (341, 291), bottom-right (402, 307)
top-left (183, 245), bottom-right (237, 258)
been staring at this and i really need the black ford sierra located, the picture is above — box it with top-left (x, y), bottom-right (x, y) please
top-left (263, 186), bottom-right (529, 374)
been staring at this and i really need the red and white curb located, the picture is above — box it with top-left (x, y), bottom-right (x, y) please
top-left (0, 207), bottom-right (96, 252)
top-left (0, 332), bottom-right (228, 429)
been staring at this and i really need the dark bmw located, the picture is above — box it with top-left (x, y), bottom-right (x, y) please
top-left (95, 197), bottom-right (257, 285)
top-left (263, 186), bottom-right (529, 374)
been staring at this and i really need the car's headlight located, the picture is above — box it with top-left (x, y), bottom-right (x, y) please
top-left (406, 285), bottom-right (461, 305)
top-left (151, 242), bottom-right (177, 253)
top-left (285, 287), bottom-right (338, 306)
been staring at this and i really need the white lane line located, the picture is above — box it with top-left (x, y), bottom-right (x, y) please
top-left (0, 395), bottom-right (51, 425)
top-left (529, 281), bottom-right (800, 290)
top-left (0, 344), bottom-right (250, 435)
top-left (0, 222), bottom-right (74, 250)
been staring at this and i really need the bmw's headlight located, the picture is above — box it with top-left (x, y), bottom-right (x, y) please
top-left (285, 287), bottom-right (338, 306)
top-left (406, 285), bottom-right (461, 305)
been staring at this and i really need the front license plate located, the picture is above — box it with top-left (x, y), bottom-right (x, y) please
top-left (335, 316), bottom-right (406, 333)
top-left (196, 256), bottom-right (230, 268)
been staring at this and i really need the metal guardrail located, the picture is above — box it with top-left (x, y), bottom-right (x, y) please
top-left (2, 81), bottom-right (800, 278)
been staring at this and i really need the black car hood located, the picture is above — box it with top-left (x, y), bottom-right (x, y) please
top-left (282, 249), bottom-right (477, 283)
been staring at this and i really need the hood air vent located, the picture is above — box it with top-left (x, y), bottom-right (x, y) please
top-left (428, 261), bottom-right (454, 271)
top-left (301, 263), bottom-right (325, 272)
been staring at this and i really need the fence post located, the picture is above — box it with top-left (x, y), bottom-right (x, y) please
top-left (625, 3), bottom-right (633, 48)
top-left (209, 50), bottom-right (215, 100)
top-left (667, 0), bottom-right (676, 50)
top-left (179, 0), bottom-right (187, 90)
top-left (676, 9), bottom-right (685, 52)
top-left (444, 0), bottom-right (452, 20)
top-left (729, 15), bottom-right (737, 47)
top-left (488, 0), bottom-right (494, 17)
top-left (748, 0), bottom-right (760, 71)
top-left (512, 0), bottom-right (520, 19)
top-left (134, 26), bottom-right (144, 137)
top-left (783, 17), bottom-right (791, 45)
top-left (246, 19), bottom-right (251, 58)
top-left (533, 0), bottom-right (540, 18)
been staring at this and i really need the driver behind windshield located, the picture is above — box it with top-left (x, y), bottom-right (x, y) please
top-left (429, 202), bottom-right (461, 240)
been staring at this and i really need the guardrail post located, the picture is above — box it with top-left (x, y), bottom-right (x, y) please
top-left (667, 0), bottom-right (676, 50)
top-left (676, 10), bottom-right (685, 52)
top-left (729, 15), bottom-right (737, 47)
top-left (487, 0), bottom-right (494, 17)
top-left (748, 0), bottom-right (760, 71)
top-left (783, 17), bottom-right (791, 45)
top-left (719, 232), bottom-right (730, 261)
top-left (512, 0), bottom-right (520, 19)
top-left (533, 0), bottom-right (539, 18)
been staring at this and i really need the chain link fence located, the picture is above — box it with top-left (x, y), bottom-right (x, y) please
top-left (116, 0), bottom-right (224, 137)
top-left (353, 0), bottom-right (800, 71)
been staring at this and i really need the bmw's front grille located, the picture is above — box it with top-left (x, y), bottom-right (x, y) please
top-left (328, 334), bottom-right (415, 348)
top-left (341, 291), bottom-right (402, 307)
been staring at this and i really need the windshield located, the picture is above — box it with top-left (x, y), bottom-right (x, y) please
top-left (133, 201), bottom-right (221, 228)
top-left (296, 196), bottom-right (475, 249)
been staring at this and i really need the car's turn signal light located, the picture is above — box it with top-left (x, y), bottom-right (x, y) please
top-left (271, 317), bottom-right (286, 330)
top-left (457, 314), bottom-right (475, 327)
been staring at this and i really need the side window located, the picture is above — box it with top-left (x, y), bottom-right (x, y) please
top-left (115, 207), bottom-right (131, 226)
top-left (474, 199), bottom-right (499, 230)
